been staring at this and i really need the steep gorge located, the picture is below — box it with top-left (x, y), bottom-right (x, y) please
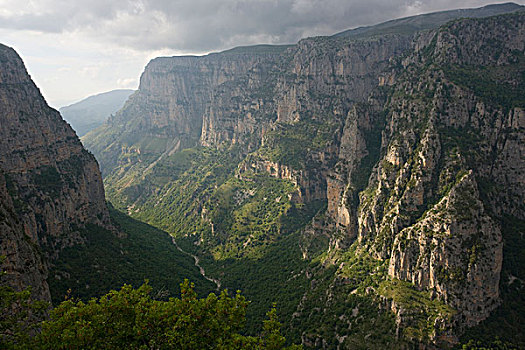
top-left (83, 4), bottom-right (525, 348)
top-left (357, 14), bottom-right (525, 327)
top-left (0, 44), bottom-right (214, 309)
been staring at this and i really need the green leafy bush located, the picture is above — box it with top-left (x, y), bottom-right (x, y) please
top-left (33, 281), bottom-right (301, 350)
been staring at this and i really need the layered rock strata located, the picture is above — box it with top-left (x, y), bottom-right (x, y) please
top-left (83, 5), bottom-right (525, 344)
top-left (0, 44), bottom-right (112, 301)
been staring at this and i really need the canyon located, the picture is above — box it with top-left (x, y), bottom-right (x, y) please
top-left (84, 5), bottom-right (524, 347)
top-left (0, 2), bottom-right (523, 349)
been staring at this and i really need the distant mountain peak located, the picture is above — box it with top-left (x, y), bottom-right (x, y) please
top-left (60, 89), bottom-right (135, 137)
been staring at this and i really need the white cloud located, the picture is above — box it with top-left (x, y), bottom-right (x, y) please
top-left (0, 0), bottom-right (523, 107)
top-left (3, 0), bottom-right (522, 52)
top-left (116, 77), bottom-right (138, 89)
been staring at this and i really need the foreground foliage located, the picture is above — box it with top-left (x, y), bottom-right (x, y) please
top-left (3, 279), bottom-right (300, 349)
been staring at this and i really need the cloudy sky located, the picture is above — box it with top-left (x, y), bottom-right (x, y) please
top-left (0, 0), bottom-right (523, 108)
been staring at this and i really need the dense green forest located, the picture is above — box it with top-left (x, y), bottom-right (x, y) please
top-left (1, 276), bottom-right (301, 349)
top-left (102, 143), bottom-right (328, 339)
top-left (48, 206), bottom-right (216, 304)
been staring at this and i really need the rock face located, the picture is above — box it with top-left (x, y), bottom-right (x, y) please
top-left (357, 13), bottom-right (524, 329)
top-left (0, 44), bottom-right (112, 302)
top-left (0, 172), bottom-right (49, 301)
top-left (85, 46), bottom-right (288, 176)
top-left (387, 172), bottom-right (502, 326)
top-left (83, 4), bottom-right (524, 346)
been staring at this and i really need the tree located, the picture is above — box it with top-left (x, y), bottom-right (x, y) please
top-left (260, 304), bottom-right (302, 350)
top-left (32, 280), bottom-right (301, 349)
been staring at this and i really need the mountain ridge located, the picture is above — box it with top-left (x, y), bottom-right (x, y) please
top-left (333, 2), bottom-right (524, 39)
top-left (81, 6), bottom-right (525, 348)
top-left (0, 43), bottom-right (112, 302)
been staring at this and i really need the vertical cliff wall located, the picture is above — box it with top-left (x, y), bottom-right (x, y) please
top-left (354, 13), bottom-right (524, 331)
top-left (0, 44), bottom-right (112, 301)
top-left (85, 46), bottom-right (288, 176)
top-left (82, 5), bottom-right (525, 346)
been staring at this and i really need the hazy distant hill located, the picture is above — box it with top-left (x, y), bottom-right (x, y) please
top-left (60, 89), bottom-right (134, 137)
top-left (333, 2), bottom-right (524, 39)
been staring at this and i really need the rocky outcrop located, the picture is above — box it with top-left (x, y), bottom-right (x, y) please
top-left (82, 5), bottom-right (524, 346)
top-left (388, 172), bottom-right (502, 326)
top-left (85, 46), bottom-right (287, 175)
top-left (326, 101), bottom-right (385, 248)
top-left (355, 13), bottom-right (524, 331)
top-left (238, 157), bottom-right (327, 204)
top-left (0, 44), bottom-right (112, 301)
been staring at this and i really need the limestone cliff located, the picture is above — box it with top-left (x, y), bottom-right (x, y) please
top-left (85, 45), bottom-right (288, 176)
top-left (354, 14), bottom-right (524, 332)
top-left (0, 44), bottom-right (112, 302)
top-left (0, 171), bottom-right (49, 301)
top-left (82, 4), bottom-right (525, 347)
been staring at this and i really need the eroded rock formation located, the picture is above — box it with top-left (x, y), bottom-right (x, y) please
top-left (0, 44), bottom-right (112, 302)
top-left (83, 5), bottom-right (524, 346)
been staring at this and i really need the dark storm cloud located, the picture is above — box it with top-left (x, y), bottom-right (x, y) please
top-left (0, 0), bottom-right (520, 52)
